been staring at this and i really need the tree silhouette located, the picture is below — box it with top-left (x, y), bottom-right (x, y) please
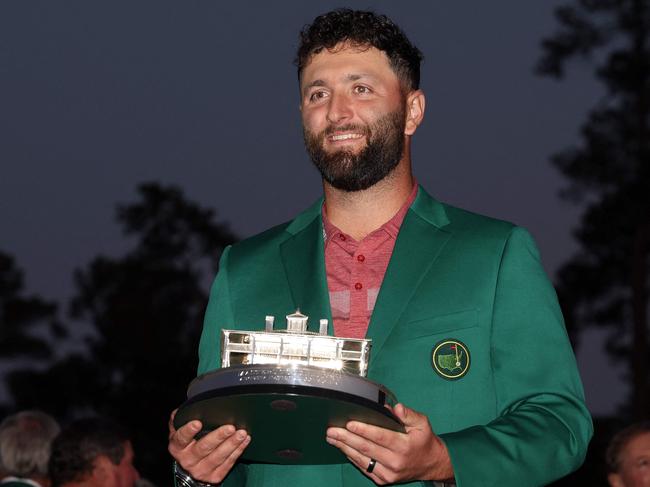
top-left (0, 251), bottom-right (64, 419)
top-left (0, 250), bottom-right (63, 366)
top-left (7, 183), bottom-right (237, 485)
top-left (537, 0), bottom-right (649, 419)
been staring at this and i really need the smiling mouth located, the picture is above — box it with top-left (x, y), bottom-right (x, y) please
top-left (328, 133), bottom-right (364, 142)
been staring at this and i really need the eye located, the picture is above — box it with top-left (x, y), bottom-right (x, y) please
top-left (308, 90), bottom-right (328, 102)
top-left (353, 85), bottom-right (372, 95)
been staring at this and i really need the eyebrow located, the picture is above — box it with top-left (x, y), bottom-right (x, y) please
top-left (303, 79), bottom-right (326, 95)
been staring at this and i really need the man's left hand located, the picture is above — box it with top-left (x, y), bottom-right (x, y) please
top-left (326, 403), bottom-right (454, 485)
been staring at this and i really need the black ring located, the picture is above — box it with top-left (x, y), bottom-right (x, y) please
top-left (366, 458), bottom-right (377, 473)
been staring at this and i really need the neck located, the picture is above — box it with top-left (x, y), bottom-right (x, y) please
top-left (323, 154), bottom-right (414, 241)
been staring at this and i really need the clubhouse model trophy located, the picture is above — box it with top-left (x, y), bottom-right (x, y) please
top-left (174, 311), bottom-right (404, 464)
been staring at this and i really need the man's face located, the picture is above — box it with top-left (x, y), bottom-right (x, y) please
top-left (300, 44), bottom-right (408, 191)
top-left (609, 432), bottom-right (650, 487)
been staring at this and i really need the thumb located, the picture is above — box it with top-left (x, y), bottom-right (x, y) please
top-left (168, 408), bottom-right (179, 434)
top-left (394, 403), bottom-right (427, 428)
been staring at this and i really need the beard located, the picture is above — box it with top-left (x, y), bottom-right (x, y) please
top-left (303, 108), bottom-right (406, 192)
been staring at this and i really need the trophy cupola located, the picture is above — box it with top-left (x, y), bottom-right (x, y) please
top-left (286, 309), bottom-right (308, 333)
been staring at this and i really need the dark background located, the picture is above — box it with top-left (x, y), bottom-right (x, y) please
top-left (1, 1), bottom-right (642, 485)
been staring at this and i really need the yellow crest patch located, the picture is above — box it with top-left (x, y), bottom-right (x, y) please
top-left (431, 339), bottom-right (470, 380)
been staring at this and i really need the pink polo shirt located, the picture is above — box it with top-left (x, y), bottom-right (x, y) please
top-left (322, 184), bottom-right (418, 338)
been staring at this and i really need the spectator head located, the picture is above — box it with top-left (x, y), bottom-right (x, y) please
top-left (49, 417), bottom-right (140, 487)
top-left (607, 421), bottom-right (650, 487)
top-left (0, 410), bottom-right (60, 487)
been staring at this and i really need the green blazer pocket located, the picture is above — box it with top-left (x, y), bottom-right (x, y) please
top-left (371, 309), bottom-right (496, 433)
top-left (392, 308), bottom-right (479, 340)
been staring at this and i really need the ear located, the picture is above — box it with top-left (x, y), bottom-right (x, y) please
top-left (607, 472), bottom-right (624, 487)
top-left (404, 89), bottom-right (425, 136)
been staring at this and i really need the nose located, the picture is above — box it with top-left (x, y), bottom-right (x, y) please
top-left (326, 92), bottom-right (353, 125)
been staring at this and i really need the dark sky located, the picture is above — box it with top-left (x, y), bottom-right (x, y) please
top-left (0, 1), bottom-right (624, 415)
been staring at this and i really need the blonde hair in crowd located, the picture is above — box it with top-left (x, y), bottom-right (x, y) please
top-left (0, 410), bottom-right (60, 478)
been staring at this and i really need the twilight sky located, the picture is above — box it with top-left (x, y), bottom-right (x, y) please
top-left (0, 1), bottom-right (624, 415)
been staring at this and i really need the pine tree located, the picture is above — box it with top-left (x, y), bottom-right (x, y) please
top-left (0, 251), bottom-right (62, 365)
top-left (537, 0), bottom-right (649, 418)
top-left (7, 183), bottom-right (237, 484)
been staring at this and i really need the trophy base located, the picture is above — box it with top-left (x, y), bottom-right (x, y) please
top-left (174, 365), bottom-right (403, 464)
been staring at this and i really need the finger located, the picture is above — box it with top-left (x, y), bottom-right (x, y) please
top-left (191, 430), bottom-right (250, 482)
top-left (343, 421), bottom-right (404, 450)
top-left (168, 409), bottom-right (179, 439)
top-left (330, 441), bottom-right (387, 486)
top-left (353, 458), bottom-right (387, 485)
top-left (363, 460), bottom-right (390, 486)
top-left (326, 427), bottom-right (394, 464)
top-left (348, 453), bottom-right (400, 486)
top-left (191, 424), bottom-right (238, 457)
top-left (170, 420), bottom-right (203, 450)
top-left (208, 432), bottom-right (251, 476)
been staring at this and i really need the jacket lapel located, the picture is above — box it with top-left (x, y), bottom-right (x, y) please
top-left (279, 200), bottom-right (332, 333)
top-left (367, 187), bottom-right (452, 363)
top-left (278, 188), bottom-right (451, 343)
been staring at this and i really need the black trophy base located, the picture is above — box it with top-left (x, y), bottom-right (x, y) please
top-left (174, 365), bottom-right (404, 465)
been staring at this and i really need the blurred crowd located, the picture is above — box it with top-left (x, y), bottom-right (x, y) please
top-left (0, 411), bottom-right (152, 487)
top-left (0, 409), bottom-right (648, 486)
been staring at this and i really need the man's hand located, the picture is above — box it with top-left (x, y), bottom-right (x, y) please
top-left (325, 403), bottom-right (454, 485)
top-left (168, 409), bottom-right (250, 484)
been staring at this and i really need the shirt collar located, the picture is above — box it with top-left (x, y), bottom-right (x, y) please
top-left (322, 181), bottom-right (418, 244)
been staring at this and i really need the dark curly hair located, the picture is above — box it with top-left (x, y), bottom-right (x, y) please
top-left (48, 417), bottom-right (129, 487)
top-left (295, 9), bottom-right (423, 91)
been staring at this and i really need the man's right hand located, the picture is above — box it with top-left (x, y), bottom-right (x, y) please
top-left (168, 409), bottom-right (251, 484)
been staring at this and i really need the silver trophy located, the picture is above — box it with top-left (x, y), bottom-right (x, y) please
top-left (174, 311), bottom-right (403, 464)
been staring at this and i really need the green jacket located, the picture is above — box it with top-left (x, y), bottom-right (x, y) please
top-left (197, 187), bottom-right (593, 487)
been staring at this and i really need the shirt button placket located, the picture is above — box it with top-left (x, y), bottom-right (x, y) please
top-left (349, 243), bottom-right (359, 321)
top-left (351, 242), bottom-right (367, 321)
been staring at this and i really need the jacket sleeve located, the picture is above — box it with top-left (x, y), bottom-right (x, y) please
top-left (439, 227), bottom-right (593, 487)
top-left (196, 246), bottom-right (248, 487)
top-left (198, 246), bottom-right (235, 375)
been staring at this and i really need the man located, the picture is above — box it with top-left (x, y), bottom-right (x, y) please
top-left (168, 9), bottom-right (593, 486)
top-left (607, 422), bottom-right (650, 487)
top-left (49, 418), bottom-right (140, 487)
top-left (0, 410), bottom-right (60, 487)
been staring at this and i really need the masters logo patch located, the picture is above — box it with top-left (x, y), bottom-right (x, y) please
top-left (431, 339), bottom-right (470, 380)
